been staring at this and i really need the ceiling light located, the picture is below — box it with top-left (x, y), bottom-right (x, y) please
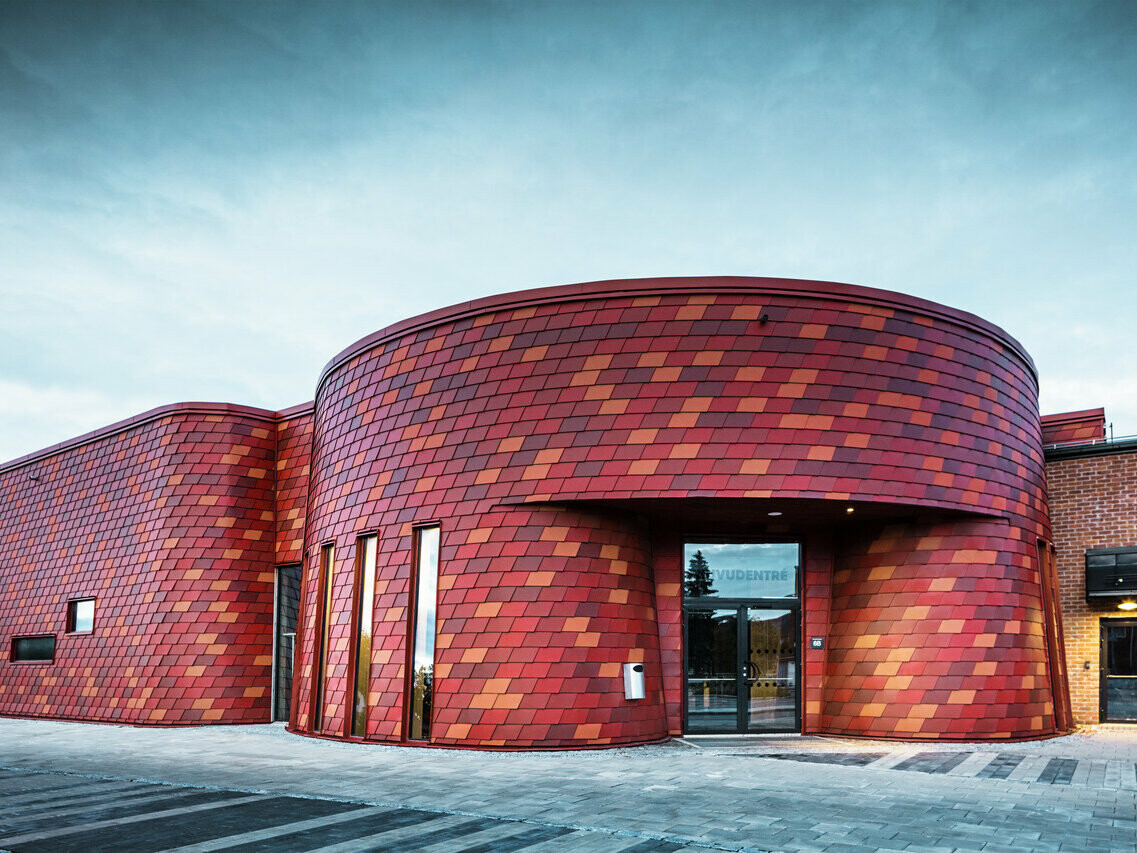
top-left (845, 506), bottom-right (855, 514)
top-left (1119, 601), bottom-right (1137, 611)
top-left (767, 511), bottom-right (782, 517)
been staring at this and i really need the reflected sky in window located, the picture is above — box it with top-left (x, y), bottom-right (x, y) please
top-left (684, 542), bottom-right (798, 599)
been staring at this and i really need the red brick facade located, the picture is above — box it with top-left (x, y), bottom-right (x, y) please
top-left (1, 277), bottom-right (1077, 744)
top-left (1045, 445), bottom-right (1137, 724)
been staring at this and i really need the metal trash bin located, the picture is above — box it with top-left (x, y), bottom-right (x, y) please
top-left (623, 662), bottom-right (645, 700)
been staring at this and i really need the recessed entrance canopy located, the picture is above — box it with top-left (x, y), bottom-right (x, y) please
top-left (515, 496), bottom-right (1002, 529)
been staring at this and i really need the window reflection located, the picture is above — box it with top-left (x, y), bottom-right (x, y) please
top-left (1105, 623), bottom-right (1137, 721)
top-left (11, 635), bottom-right (55, 662)
top-left (312, 543), bottom-right (334, 732)
top-left (67, 598), bottom-right (95, 633)
top-left (273, 564), bottom-right (301, 723)
top-left (746, 608), bottom-right (797, 730)
top-left (683, 541), bottom-right (801, 734)
top-left (351, 535), bottom-right (377, 737)
top-left (408, 526), bottom-right (439, 741)
top-left (685, 608), bottom-right (738, 732)
top-left (683, 543), bottom-right (798, 599)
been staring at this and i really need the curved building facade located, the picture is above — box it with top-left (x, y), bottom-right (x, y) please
top-left (0, 276), bottom-right (1073, 744)
top-left (291, 277), bottom-right (1071, 746)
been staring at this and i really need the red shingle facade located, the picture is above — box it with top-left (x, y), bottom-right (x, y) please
top-left (1041, 409), bottom-right (1105, 448)
top-left (274, 406), bottom-right (313, 566)
top-left (294, 277), bottom-right (1069, 745)
top-left (1, 277), bottom-right (1077, 744)
top-left (0, 404), bottom-right (282, 724)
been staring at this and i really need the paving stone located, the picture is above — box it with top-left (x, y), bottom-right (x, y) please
top-left (751, 752), bottom-right (886, 767)
top-left (976, 752), bottom-right (1027, 780)
top-left (1, 788), bottom-right (207, 833)
top-left (1, 720), bottom-right (1137, 853)
top-left (1038, 758), bottom-right (1079, 785)
top-left (1006, 755), bottom-right (1053, 782)
top-left (892, 751), bottom-right (971, 774)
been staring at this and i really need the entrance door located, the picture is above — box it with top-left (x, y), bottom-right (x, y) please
top-left (273, 564), bottom-right (302, 722)
top-left (685, 608), bottom-right (739, 732)
top-left (1102, 620), bottom-right (1137, 722)
top-left (745, 608), bottom-right (798, 731)
top-left (682, 541), bottom-right (800, 734)
top-left (684, 605), bottom-right (798, 733)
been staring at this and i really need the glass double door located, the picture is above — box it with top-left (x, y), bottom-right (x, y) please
top-left (684, 604), bottom-right (798, 733)
top-left (1102, 620), bottom-right (1137, 722)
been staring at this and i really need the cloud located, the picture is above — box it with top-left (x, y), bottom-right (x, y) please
top-left (0, 380), bottom-right (161, 463)
top-left (2, 0), bottom-right (1136, 462)
top-left (1042, 376), bottom-right (1137, 438)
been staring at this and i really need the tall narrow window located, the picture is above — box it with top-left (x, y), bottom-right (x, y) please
top-left (351, 535), bottom-right (378, 737)
top-left (312, 543), bottom-right (335, 733)
top-left (407, 525), bottom-right (439, 741)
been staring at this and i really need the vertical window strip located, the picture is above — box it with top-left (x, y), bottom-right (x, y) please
top-left (312, 543), bottom-right (335, 732)
top-left (351, 535), bottom-right (377, 737)
top-left (408, 525), bottom-right (440, 741)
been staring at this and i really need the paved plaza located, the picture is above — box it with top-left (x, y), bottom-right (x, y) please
top-left (1, 720), bottom-right (1135, 852)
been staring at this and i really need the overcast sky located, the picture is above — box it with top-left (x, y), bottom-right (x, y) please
top-left (2, 0), bottom-right (1135, 463)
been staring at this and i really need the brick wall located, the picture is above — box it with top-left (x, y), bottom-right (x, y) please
top-left (1046, 447), bottom-right (1137, 724)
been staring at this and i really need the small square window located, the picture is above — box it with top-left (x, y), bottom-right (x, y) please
top-left (67, 598), bottom-right (95, 633)
top-left (12, 635), bottom-right (55, 662)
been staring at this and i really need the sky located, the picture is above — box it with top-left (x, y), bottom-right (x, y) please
top-left (2, 0), bottom-right (1136, 463)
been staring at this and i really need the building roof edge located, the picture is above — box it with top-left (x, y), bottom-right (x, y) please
top-left (316, 276), bottom-right (1037, 398)
top-left (0, 401), bottom-right (310, 475)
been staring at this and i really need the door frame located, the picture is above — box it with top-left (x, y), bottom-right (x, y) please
top-left (271, 563), bottom-right (301, 723)
top-left (681, 599), bottom-right (801, 734)
top-left (1100, 617), bottom-right (1137, 723)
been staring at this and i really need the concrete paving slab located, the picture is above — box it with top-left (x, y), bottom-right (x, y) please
top-left (158, 805), bottom-right (397, 852)
top-left (1005, 754), bottom-right (1052, 782)
top-left (0, 792), bottom-right (268, 850)
top-left (946, 751), bottom-right (996, 776)
top-left (0, 778), bottom-right (145, 806)
top-left (1, 787), bottom-right (205, 830)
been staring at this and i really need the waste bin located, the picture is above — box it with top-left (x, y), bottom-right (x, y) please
top-left (623, 662), bottom-right (645, 700)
